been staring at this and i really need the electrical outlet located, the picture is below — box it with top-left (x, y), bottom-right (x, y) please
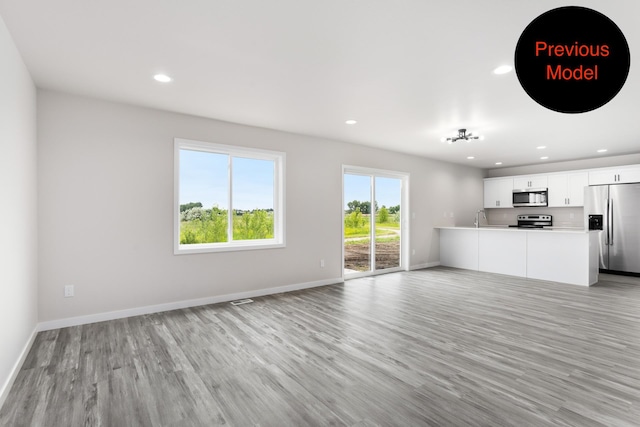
top-left (412, 249), bottom-right (416, 256)
top-left (320, 259), bottom-right (325, 268)
top-left (64, 285), bottom-right (74, 298)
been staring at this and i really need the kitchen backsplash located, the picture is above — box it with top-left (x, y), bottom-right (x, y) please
top-left (486, 207), bottom-right (584, 228)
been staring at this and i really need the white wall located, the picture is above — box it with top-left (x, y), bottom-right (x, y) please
top-left (37, 90), bottom-right (485, 324)
top-left (0, 16), bottom-right (38, 408)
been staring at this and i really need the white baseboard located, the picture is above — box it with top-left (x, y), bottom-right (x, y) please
top-left (0, 326), bottom-right (38, 410)
top-left (37, 277), bottom-right (344, 332)
top-left (410, 261), bottom-right (440, 270)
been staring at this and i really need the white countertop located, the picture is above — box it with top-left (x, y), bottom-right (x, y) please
top-left (436, 226), bottom-right (593, 234)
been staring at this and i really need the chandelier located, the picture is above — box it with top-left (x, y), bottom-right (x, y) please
top-left (442, 129), bottom-right (484, 144)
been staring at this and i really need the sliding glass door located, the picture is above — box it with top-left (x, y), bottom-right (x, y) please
top-left (343, 173), bottom-right (372, 273)
top-left (374, 176), bottom-right (402, 271)
top-left (343, 167), bottom-right (408, 278)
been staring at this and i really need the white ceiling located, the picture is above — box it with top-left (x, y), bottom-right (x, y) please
top-left (1, 0), bottom-right (639, 169)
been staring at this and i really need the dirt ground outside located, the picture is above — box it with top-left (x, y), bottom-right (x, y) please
top-left (344, 241), bottom-right (400, 271)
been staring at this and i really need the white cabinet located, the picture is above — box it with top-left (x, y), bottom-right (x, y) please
top-left (547, 172), bottom-right (588, 207)
top-left (485, 164), bottom-right (640, 209)
top-left (478, 230), bottom-right (527, 276)
top-left (526, 231), bottom-right (599, 286)
top-left (567, 173), bottom-right (588, 206)
top-left (440, 229), bottom-right (479, 270)
top-left (513, 175), bottom-right (548, 189)
top-left (589, 165), bottom-right (640, 185)
top-left (437, 227), bottom-right (599, 286)
top-left (547, 175), bottom-right (567, 207)
top-left (484, 178), bottom-right (513, 208)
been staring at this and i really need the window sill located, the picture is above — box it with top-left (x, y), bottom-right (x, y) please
top-left (174, 241), bottom-right (285, 255)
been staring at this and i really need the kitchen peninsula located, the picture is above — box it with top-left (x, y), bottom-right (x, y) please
top-left (437, 226), bottom-right (599, 286)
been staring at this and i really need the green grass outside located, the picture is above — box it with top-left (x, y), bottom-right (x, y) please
top-left (180, 210), bottom-right (274, 244)
top-left (344, 221), bottom-right (400, 238)
top-left (344, 235), bottom-right (400, 246)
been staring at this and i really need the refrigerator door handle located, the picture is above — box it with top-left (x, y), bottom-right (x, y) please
top-left (610, 198), bottom-right (613, 246)
top-left (605, 198), bottom-right (610, 245)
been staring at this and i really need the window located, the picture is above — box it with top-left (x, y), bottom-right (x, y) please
top-left (174, 138), bottom-right (285, 254)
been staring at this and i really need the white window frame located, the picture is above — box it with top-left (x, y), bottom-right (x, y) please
top-left (174, 138), bottom-right (286, 254)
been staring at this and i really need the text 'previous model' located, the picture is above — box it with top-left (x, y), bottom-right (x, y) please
top-left (535, 41), bottom-right (609, 81)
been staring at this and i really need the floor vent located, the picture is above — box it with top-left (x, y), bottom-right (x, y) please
top-left (230, 298), bottom-right (254, 306)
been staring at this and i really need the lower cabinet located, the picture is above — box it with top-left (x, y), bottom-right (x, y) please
top-left (478, 230), bottom-right (526, 276)
top-left (439, 229), bottom-right (478, 270)
top-left (526, 232), bottom-right (597, 285)
top-left (439, 228), bottom-right (599, 286)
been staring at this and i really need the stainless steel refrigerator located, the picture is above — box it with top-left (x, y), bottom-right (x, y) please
top-left (584, 183), bottom-right (640, 274)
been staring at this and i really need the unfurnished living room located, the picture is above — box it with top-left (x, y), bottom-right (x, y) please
top-left (2, 1), bottom-right (640, 426)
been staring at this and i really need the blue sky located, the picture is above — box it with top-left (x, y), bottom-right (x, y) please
top-left (344, 174), bottom-right (401, 210)
top-left (180, 150), bottom-right (274, 210)
top-left (180, 151), bottom-right (401, 212)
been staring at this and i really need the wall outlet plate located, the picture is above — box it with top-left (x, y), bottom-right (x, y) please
top-left (64, 285), bottom-right (74, 298)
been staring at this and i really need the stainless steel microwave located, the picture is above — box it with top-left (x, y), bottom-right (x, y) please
top-left (512, 188), bottom-right (548, 207)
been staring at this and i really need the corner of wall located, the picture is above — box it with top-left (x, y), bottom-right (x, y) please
top-left (0, 14), bottom-right (39, 412)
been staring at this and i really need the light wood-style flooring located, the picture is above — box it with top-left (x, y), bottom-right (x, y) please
top-left (2, 267), bottom-right (640, 426)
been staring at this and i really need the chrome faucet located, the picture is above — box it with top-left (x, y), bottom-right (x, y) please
top-left (474, 209), bottom-right (486, 228)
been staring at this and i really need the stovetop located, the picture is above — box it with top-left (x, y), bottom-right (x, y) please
top-left (511, 214), bottom-right (552, 229)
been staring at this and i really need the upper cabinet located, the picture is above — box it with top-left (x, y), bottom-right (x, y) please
top-left (484, 178), bottom-right (513, 208)
top-left (485, 163), bottom-right (640, 209)
top-left (588, 165), bottom-right (640, 185)
top-left (547, 172), bottom-right (588, 207)
top-left (513, 175), bottom-right (548, 189)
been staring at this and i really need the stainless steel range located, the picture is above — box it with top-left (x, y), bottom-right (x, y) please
top-left (509, 214), bottom-right (552, 229)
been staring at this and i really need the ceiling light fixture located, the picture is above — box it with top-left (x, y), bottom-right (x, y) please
top-left (537, 146), bottom-right (546, 150)
top-left (442, 129), bottom-right (483, 144)
top-left (495, 162), bottom-right (503, 165)
top-left (153, 74), bottom-right (172, 83)
top-left (597, 149), bottom-right (608, 153)
top-left (345, 119), bottom-right (357, 125)
top-left (540, 156), bottom-right (549, 160)
top-left (467, 156), bottom-right (475, 160)
top-left (493, 65), bottom-right (513, 75)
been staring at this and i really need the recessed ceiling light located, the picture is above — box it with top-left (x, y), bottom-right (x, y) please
top-left (540, 156), bottom-right (549, 160)
top-left (597, 149), bottom-right (608, 153)
top-left (467, 156), bottom-right (475, 160)
top-left (345, 119), bottom-right (357, 125)
top-left (153, 74), bottom-right (172, 83)
top-left (495, 162), bottom-right (503, 165)
top-left (537, 146), bottom-right (546, 150)
top-left (493, 65), bottom-right (513, 75)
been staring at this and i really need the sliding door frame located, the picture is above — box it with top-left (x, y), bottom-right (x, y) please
top-left (342, 165), bottom-right (410, 280)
